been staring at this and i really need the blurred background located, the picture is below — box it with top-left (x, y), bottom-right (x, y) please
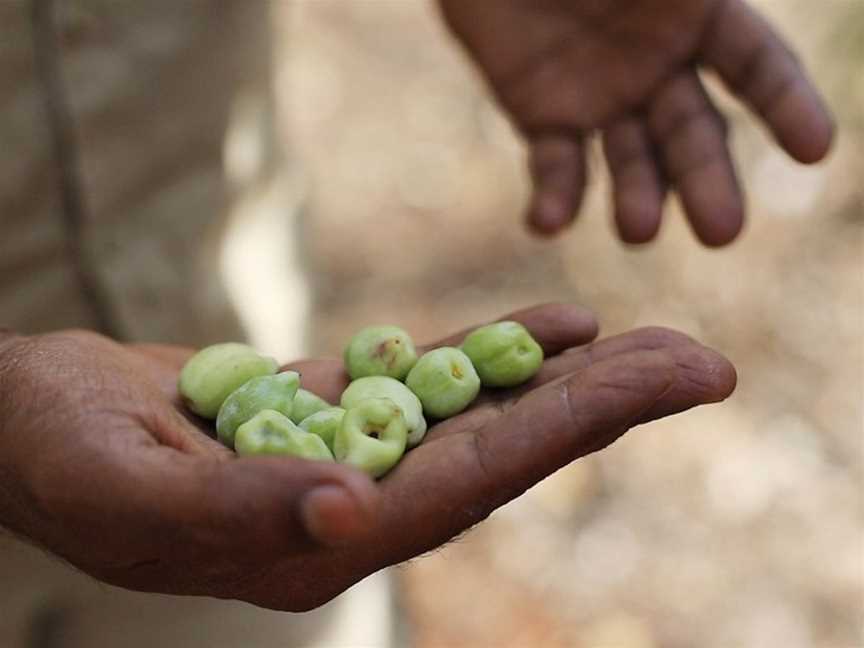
top-left (0, 0), bottom-right (860, 647)
top-left (274, 1), bottom-right (862, 646)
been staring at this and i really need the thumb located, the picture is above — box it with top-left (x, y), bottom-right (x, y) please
top-left (87, 450), bottom-right (380, 595)
top-left (205, 456), bottom-right (381, 550)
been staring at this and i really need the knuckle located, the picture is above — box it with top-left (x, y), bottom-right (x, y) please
top-left (470, 432), bottom-right (495, 485)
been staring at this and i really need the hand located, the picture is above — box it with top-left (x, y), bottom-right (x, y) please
top-left (439, 0), bottom-right (834, 244)
top-left (0, 304), bottom-right (735, 611)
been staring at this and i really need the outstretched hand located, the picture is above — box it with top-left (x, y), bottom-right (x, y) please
top-left (440, 0), bottom-right (834, 244)
top-left (0, 304), bottom-right (735, 611)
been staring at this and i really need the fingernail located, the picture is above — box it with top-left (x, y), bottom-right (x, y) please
top-left (300, 485), bottom-right (374, 546)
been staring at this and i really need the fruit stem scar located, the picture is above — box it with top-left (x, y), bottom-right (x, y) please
top-left (363, 424), bottom-right (381, 439)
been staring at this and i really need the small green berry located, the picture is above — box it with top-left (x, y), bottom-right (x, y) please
top-left (216, 371), bottom-right (300, 449)
top-left (344, 325), bottom-right (418, 380)
top-left (405, 347), bottom-right (480, 419)
top-left (298, 407), bottom-right (346, 452)
top-left (461, 321), bottom-right (544, 388)
top-left (234, 410), bottom-right (334, 461)
top-left (334, 398), bottom-right (407, 478)
top-left (340, 376), bottom-right (427, 447)
top-left (179, 343), bottom-right (278, 419)
top-left (289, 388), bottom-right (332, 424)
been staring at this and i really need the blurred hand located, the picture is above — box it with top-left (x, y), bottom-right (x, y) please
top-left (0, 304), bottom-right (735, 611)
top-left (439, 0), bottom-right (834, 244)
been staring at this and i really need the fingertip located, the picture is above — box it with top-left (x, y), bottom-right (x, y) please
top-left (789, 109), bottom-right (835, 165)
top-left (541, 302), bottom-right (601, 347)
top-left (602, 117), bottom-right (667, 245)
top-left (615, 204), bottom-right (664, 245)
top-left (679, 178), bottom-right (745, 248)
top-left (696, 345), bottom-right (738, 403)
top-left (527, 193), bottom-right (574, 236)
top-left (770, 83), bottom-right (836, 165)
top-left (527, 134), bottom-right (586, 236)
top-left (695, 204), bottom-right (745, 248)
top-left (214, 457), bottom-right (380, 552)
top-left (300, 476), bottom-right (380, 547)
top-left (634, 343), bottom-right (738, 424)
top-left (280, 357), bottom-right (347, 403)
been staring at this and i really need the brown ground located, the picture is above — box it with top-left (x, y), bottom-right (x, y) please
top-left (280, 1), bottom-right (863, 646)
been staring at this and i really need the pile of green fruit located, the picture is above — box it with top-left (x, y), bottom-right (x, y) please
top-left (179, 321), bottom-right (543, 479)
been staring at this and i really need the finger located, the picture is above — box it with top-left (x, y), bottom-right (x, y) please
top-left (526, 133), bottom-right (587, 235)
top-left (536, 325), bottom-right (700, 386)
top-left (285, 304), bottom-right (599, 403)
top-left (700, 0), bottom-right (834, 164)
top-left (282, 357), bottom-right (347, 405)
top-left (603, 116), bottom-right (667, 243)
top-left (649, 70), bottom-right (744, 246)
top-left (437, 325), bottom-right (704, 420)
top-left (423, 302), bottom-right (599, 356)
top-left (428, 326), bottom-right (701, 429)
top-left (539, 336), bottom-right (736, 432)
top-left (82, 450), bottom-right (379, 592)
top-left (209, 339), bottom-right (735, 611)
top-left (426, 326), bottom-right (736, 442)
top-left (377, 345), bottom-right (732, 563)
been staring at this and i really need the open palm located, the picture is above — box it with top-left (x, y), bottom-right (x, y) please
top-left (441, 0), bottom-right (834, 244)
top-left (0, 304), bottom-right (735, 611)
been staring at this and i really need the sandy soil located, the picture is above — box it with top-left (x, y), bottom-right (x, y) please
top-left (280, 2), bottom-right (863, 646)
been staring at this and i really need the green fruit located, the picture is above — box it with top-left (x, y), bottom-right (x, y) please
top-left (234, 410), bottom-right (334, 461)
top-left (179, 343), bottom-right (279, 419)
top-left (289, 388), bottom-right (332, 424)
top-left (461, 321), bottom-right (544, 388)
top-left (340, 376), bottom-right (427, 447)
top-left (216, 372), bottom-right (300, 449)
top-left (334, 398), bottom-right (407, 478)
top-left (298, 407), bottom-right (346, 452)
top-left (405, 347), bottom-right (480, 418)
top-left (344, 325), bottom-right (418, 380)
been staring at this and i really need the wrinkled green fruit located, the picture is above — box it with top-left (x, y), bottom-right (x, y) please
top-left (343, 325), bottom-right (418, 380)
top-left (234, 410), bottom-right (334, 461)
top-left (289, 388), bottom-right (332, 424)
top-left (461, 321), bottom-right (544, 388)
top-left (179, 343), bottom-right (279, 419)
top-left (216, 371), bottom-right (300, 449)
top-left (334, 398), bottom-right (407, 478)
top-left (405, 347), bottom-right (480, 419)
top-left (340, 376), bottom-right (427, 447)
top-left (298, 407), bottom-right (346, 452)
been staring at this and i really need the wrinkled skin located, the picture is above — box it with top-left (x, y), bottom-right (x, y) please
top-left (440, 0), bottom-right (835, 244)
top-left (0, 304), bottom-right (735, 612)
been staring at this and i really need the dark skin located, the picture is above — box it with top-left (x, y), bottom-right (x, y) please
top-left (440, 0), bottom-right (835, 244)
top-left (1, 0), bottom-right (831, 613)
top-left (0, 304), bottom-right (735, 612)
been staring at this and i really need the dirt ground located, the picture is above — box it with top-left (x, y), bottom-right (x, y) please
top-left (279, 1), bottom-right (863, 647)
